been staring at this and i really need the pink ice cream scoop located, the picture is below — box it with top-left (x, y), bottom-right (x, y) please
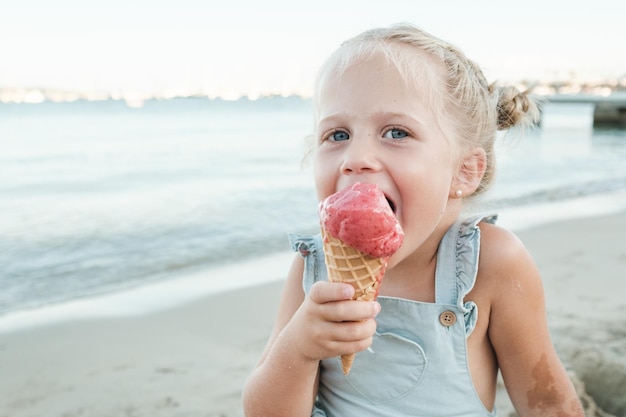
top-left (319, 182), bottom-right (404, 258)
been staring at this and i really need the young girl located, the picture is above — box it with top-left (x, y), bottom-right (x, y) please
top-left (243, 23), bottom-right (584, 417)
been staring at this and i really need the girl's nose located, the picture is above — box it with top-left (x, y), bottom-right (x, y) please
top-left (340, 137), bottom-right (383, 174)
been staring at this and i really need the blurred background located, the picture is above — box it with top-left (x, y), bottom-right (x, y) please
top-left (1, 0), bottom-right (626, 319)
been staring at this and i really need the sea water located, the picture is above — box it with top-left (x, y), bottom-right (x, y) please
top-left (1, 97), bottom-right (625, 329)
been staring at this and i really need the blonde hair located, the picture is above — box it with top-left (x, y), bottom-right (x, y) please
top-left (314, 23), bottom-right (541, 196)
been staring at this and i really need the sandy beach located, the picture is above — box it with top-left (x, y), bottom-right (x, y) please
top-left (1, 208), bottom-right (625, 417)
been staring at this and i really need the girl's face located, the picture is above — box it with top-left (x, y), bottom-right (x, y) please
top-left (313, 52), bottom-right (464, 265)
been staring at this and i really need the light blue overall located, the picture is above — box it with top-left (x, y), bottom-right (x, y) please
top-left (288, 214), bottom-right (498, 417)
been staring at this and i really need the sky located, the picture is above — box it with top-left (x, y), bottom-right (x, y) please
top-left (1, 0), bottom-right (625, 98)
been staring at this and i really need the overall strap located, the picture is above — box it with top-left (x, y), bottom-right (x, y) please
top-left (288, 232), bottom-right (328, 294)
top-left (314, 234), bottom-right (328, 282)
top-left (434, 214), bottom-right (497, 306)
top-left (434, 220), bottom-right (463, 305)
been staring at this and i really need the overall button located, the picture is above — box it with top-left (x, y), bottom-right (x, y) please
top-left (439, 310), bottom-right (457, 327)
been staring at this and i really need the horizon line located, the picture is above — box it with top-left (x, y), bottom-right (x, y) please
top-left (1, 78), bottom-right (624, 106)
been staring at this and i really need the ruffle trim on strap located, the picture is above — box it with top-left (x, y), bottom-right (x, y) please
top-left (455, 214), bottom-right (497, 336)
top-left (288, 232), bottom-right (323, 294)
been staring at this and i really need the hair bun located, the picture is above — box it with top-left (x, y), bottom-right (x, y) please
top-left (494, 85), bottom-right (541, 130)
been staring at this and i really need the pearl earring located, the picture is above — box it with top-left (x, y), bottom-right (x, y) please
top-left (455, 190), bottom-right (463, 198)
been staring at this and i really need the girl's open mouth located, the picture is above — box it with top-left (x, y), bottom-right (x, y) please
top-left (385, 196), bottom-right (396, 214)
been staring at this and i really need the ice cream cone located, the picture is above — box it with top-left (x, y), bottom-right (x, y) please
top-left (321, 228), bottom-right (387, 375)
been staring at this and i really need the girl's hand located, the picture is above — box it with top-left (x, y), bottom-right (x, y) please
top-left (286, 281), bottom-right (380, 362)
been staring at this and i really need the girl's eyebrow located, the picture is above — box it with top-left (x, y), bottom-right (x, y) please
top-left (379, 112), bottom-right (426, 126)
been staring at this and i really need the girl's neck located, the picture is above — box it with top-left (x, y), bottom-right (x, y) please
top-left (379, 236), bottom-right (440, 302)
top-left (379, 206), bottom-right (462, 302)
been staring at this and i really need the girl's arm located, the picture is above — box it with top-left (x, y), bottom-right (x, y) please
top-left (242, 255), bottom-right (379, 417)
top-left (483, 225), bottom-right (584, 417)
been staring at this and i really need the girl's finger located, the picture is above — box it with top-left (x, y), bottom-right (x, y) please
top-left (309, 281), bottom-right (355, 304)
top-left (320, 299), bottom-right (381, 322)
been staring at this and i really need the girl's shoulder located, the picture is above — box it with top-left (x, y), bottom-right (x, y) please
top-left (474, 220), bottom-right (542, 298)
top-left (478, 222), bottom-right (530, 268)
top-left (478, 221), bottom-right (528, 258)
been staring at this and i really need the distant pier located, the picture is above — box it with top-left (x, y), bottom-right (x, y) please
top-left (544, 93), bottom-right (626, 127)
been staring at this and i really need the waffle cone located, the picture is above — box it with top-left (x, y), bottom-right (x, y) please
top-left (321, 228), bottom-right (387, 375)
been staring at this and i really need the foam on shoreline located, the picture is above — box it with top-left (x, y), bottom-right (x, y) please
top-left (0, 251), bottom-right (294, 333)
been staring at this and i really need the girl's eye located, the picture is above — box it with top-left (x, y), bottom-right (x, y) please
top-left (384, 128), bottom-right (408, 140)
top-left (330, 130), bottom-right (350, 142)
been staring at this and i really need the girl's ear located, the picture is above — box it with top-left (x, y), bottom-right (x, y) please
top-left (450, 148), bottom-right (487, 198)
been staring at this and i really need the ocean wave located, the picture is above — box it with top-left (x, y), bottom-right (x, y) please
top-left (484, 177), bottom-right (626, 209)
